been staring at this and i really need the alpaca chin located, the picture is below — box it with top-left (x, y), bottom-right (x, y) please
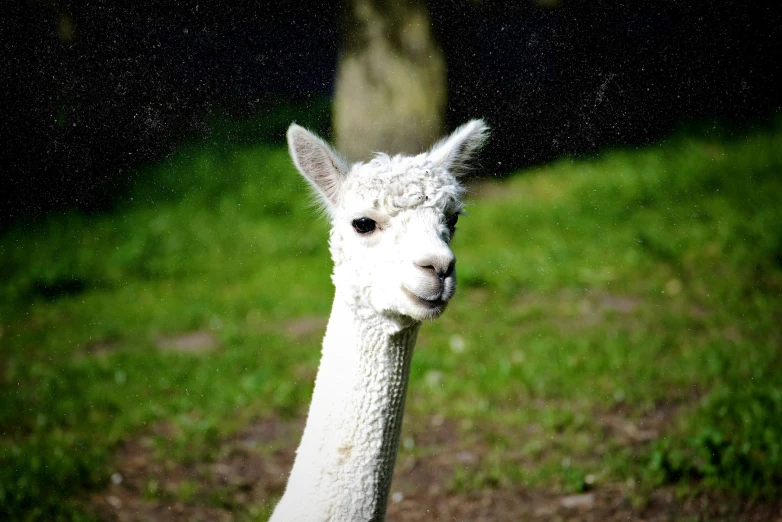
top-left (411, 301), bottom-right (450, 321)
top-left (400, 286), bottom-right (450, 321)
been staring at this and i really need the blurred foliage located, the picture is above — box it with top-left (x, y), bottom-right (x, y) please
top-left (1, 114), bottom-right (781, 519)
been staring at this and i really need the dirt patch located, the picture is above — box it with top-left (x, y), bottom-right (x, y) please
top-left (600, 414), bottom-right (661, 444)
top-left (90, 418), bottom-right (301, 521)
top-left (281, 316), bottom-right (328, 340)
top-left (387, 485), bottom-right (782, 522)
top-left (92, 496), bottom-right (231, 522)
top-left (511, 288), bottom-right (644, 331)
top-left (388, 416), bottom-right (780, 521)
top-left (156, 331), bottom-right (219, 354)
top-left (90, 415), bottom-right (781, 522)
top-left (597, 397), bottom-right (690, 446)
top-left (86, 337), bottom-right (121, 355)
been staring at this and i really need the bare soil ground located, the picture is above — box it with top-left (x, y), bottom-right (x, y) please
top-left (90, 416), bottom-right (781, 522)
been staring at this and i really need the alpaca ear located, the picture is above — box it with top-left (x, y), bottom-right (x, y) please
top-left (427, 119), bottom-right (490, 176)
top-left (287, 124), bottom-right (348, 210)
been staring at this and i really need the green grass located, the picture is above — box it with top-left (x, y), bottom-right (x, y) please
top-left (1, 117), bottom-right (781, 519)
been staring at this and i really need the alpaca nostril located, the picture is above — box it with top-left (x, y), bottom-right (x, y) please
top-left (442, 260), bottom-right (455, 279)
top-left (415, 258), bottom-right (455, 279)
top-left (422, 265), bottom-right (436, 274)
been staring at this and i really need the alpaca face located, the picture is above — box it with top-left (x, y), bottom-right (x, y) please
top-left (329, 169), bottom-right (462, 321)
top-left (287, 120), bottom-right (488, 323)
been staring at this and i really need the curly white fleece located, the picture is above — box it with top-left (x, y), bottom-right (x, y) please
top-left (342, 155), bottom-right (466, 216)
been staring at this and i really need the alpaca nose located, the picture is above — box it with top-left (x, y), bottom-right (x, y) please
top-left (415, 253), bottom-right (455, 280)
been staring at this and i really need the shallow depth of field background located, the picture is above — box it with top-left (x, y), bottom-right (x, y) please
top-left (2, 2), bottom-right (781, 521)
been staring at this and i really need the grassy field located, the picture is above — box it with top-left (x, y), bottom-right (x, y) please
top-left (1, 116), bottom-right (781, 520)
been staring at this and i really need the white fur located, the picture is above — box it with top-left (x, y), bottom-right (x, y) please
top-left (271, 120), bottom-right (488, 522)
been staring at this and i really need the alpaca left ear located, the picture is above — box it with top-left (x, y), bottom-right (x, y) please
top-left (427, 119), bottom-right (490, 176)
top-left (287, 124), bottom-right (348, 213)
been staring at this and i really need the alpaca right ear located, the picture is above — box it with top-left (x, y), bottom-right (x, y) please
top-left (287, 124), bottom-right (348, 211)
top-left (427, 119), bottom-right (489, 177)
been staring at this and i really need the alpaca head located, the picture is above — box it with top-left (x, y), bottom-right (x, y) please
top-left (287, 120), bottom-right (489, 324)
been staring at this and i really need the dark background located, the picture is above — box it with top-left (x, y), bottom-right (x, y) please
top-left (3, 0), bottom-right (780, 225)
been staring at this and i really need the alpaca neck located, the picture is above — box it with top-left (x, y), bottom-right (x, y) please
top-left (271, 294), bottom-right (420, 522)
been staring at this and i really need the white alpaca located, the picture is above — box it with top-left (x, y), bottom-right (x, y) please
top-left (270, 120), bottom-right (489, 522)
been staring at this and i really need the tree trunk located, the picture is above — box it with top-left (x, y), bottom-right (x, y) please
top-left (333, 0), bottom-right (447, 162)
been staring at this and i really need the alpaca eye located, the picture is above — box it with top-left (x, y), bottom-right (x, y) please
top-left (352, 217), bottom-right (376, 234)
top-left (446, 213), bottom-right (459, 232)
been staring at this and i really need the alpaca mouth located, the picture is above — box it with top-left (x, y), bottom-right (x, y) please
top-left (402, 287), bottom-right (446, 309)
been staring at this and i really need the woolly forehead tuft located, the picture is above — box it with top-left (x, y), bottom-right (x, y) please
top-left (342, 165), bottom-right (464, 214)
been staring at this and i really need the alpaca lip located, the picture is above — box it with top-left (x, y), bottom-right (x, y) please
top-left (402, 287), bottom-right (446, 309)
